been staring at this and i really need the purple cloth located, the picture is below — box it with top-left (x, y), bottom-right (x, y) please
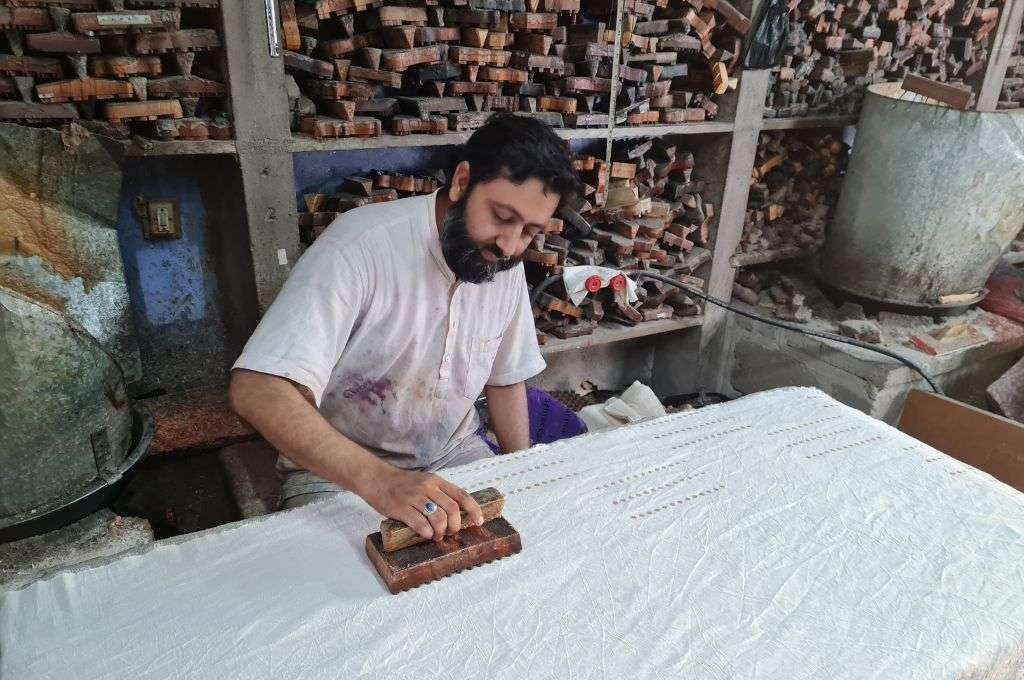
top-left (478, 387), bottom-right (587, 453)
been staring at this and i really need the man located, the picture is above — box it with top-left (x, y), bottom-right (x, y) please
top-left (230, 114), bottom-right (578, 544)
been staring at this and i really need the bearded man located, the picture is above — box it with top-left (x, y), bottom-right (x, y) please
top-left (229, 114), bottom-right (578, 542)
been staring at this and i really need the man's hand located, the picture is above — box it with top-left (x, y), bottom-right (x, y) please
top-left (354, 465), bottom-right (484, 542)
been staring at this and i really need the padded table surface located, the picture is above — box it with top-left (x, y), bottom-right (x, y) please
top-left (4, 388), bottom-right (1024, 679)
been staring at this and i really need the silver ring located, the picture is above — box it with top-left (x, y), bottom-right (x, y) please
top-left (423, 501), bottom-right (438, 516)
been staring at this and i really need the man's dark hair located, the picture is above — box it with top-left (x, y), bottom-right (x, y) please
top-left (458, 113), bottom-right (580, 207)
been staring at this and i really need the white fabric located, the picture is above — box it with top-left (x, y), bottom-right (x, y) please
top-left (561, 264), bottom-right (639, 305)
top-left (6, 388), bottom-right (1024, 679)
top-left (579, 380), bottom-right (667, 432)
top-left (232, 191), bottom-right (545, 471)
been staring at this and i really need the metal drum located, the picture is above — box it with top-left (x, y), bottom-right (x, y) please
top-left (0, 288), bottom-right (151, 541)
top-left (819, 82), bottom-right (1024, 311)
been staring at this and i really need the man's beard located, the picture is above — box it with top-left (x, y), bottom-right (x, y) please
top-left (440, 198), bottom-right (522, 284)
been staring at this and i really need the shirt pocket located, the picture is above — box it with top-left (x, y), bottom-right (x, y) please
top-left (459, 334), bottom-right (503, 400)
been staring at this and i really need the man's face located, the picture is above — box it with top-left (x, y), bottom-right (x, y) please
top-left (441, 177), bottom-right (561, 284)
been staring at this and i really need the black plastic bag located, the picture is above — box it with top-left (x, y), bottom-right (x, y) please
top-left (743, 0), bottom-right (789, 69)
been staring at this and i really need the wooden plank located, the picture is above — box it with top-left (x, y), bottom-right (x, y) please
top-left (105, 98), bottom-right (182, 121)
top-left (89, 55), bottom-right (162, 77)
top-left (0, 7), bottom-right (51, 30)
top-left (36, 76), bottom-right (133, 102)
top-left (133, 28), bottom-right (220, 53)
top-left (146, 75), bottom-right (226, 98)
top-left (0, 54), bottom-right (63, 77)
top-left (901, 72), bottom-right (973, 108)
top-left (898, 389), bottom-right (1024, 493)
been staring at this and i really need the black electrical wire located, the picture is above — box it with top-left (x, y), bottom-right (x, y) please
top-left (528, 271), bottom-right (943, 395)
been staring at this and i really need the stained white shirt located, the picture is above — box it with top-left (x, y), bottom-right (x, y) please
top-left (233, 190), bottom-right (545, 470)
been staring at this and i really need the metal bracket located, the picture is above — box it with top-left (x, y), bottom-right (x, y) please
top-left (264, 0), bottom-right (281, 58)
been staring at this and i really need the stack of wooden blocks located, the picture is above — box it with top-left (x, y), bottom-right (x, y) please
top-left (297, 169), bottom-right (443, 243)
top-left (735, 130), bottom-right (847, 264)
top-left (281, 0), bottom-right (623, 139)
top-left (527, 138), bottom-right (709, 341)
top-left (998, 23), bottom-right (1023, 108)
top-left (597, 0), bottom-right (751, 126)
top-left (0, 0), bottom-right (230, 140)
top-left (764, 0), bottom-right (1005, 117)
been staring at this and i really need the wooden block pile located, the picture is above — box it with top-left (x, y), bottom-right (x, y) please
top-left (298, 169), bottom-right (444, 243)
top-left (0, 0), bottom-right (230, 140)
top-left (998, 25), bottom-right (1024, 108)
top-left (731, 268), bottom-right (815, 322)
top-left (282, 0), bottom-right (626, 139)
top-left (527, 139), bottom-right (711, 341)
top-left (735, 130), bottom-right (847, 264)
top-left (594, 0), bottom-right (750, 125)
top-left (765, 0), bottom-right (1005, 117)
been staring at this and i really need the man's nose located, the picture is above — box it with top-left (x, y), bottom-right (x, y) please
top-left (495, 233), bottom-right (519, 257)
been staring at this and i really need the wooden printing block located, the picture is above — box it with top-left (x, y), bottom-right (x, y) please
top-left (284, 51), bottom-right (334, 78)
top-left (467, 0), bottom-right (526, 10)
top-left (524, 249), bottom-right (560, 267)
top-left (510, 52), bottom-right (564, 73)
top-left (447, 80), bottom-right (499, 95)
top-left (415, 27), bottom-right (460, 45)
top-left (105, 98), bottom-right (182, 121)
top-left (391, 113), bottom-right (447, 134)
top-left (382, 25), bottom-right (416, 49)
top-left (509, 11), bottom-right (556, 29)
top-left (331, 59), bottom-right (350, 80)
top-left (381, 45), bottom-right (441, 71)
top-left (448, 109), bottom-right (491, 130)
top-left (299, 115), bottom-right (381, 139)
top-left (133, 28), bottom-right (219, 53)
top-left (36, 76), bottom-right (132, 102)
top-left (367, 516), bottom-right (521, 594)
top-left (0, 55), bottom-right (63, 77)
top-left (153, 116), bottom-right (214, 140)
top-left (347, 65), bottom-right (402, 87)
top-left (0, 7), bottom-right (51, 30)
top-left (449, 45), bottom-right (510, 66)
top-left (514, 31), bottom-right (551, 55)
top-left (146, 75), bottom-right (225, 98)
top-left (89, 55), bottom-right (161, 77)
top-left (315, 0), bottom-right (380, 20)
top-left (561, 76), bottom-right (611, 93)
top-left (399, 95), bottom-right (467, 118)
top-left (410, 62), bottom-right (461, 82)
top-left (360, 6), bottom-right (427, 28)
top-left (71, 9), bottom-right (179, 35)
top-left (562, 42), bottom-right (614, 61)
top-left (537, 94), bottom-right (575, 113)
top-left (485, 94), bottom-right (517, 110)
top-left (380, 488), bottom-right (505, 553)
top-left (279, 0), bottom-right (301, 51)
top-left (319, 33), bottom-right (376, 57)
top-left (355, 97), bottom-right (397, 117)
top-left (563, 112), bottom-right (607, 127)
top-left (550, 318), bottom-right (597, 338)
top-left (460, 27), bottom-right (488, 47)
top-left (127, 0), bottom-right (220, 6)
top-left (445, 8), bottom-right (504, 27)
top-left (305, 79), bottom-right (376, 101)
top-left (485, 31), bottom-right (513, 49)
top-left (26, 30), bottom-right (100, 53)
top-left (479, 66), bottom-right (528, 83)
top-left (0, 100), bottom-right (78, 120)
top-left (318, 99), bottom-right (356, 120)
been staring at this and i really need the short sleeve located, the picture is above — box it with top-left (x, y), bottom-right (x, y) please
top-left (232, 235), bottom-right (367, 407)
top-left (487, 272), bottom-right (546, 386)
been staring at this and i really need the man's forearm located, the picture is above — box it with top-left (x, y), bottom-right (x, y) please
top-left (229, 369), bottom-right (385, 493)
top-left (484, 382), bottom-right (531, 453)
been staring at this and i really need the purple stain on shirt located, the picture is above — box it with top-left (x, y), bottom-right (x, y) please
top-left (342, 375), bottom-right (397, 412)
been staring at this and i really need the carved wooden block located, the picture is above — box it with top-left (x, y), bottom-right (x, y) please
top-left (283, 50), bottom-right (334, 78)
top-left (36, 76), bottom-right (132, 102)
top-left (105, 98), bottom-right (182, 121)
top-left (127, 0), bottom-right (220, 6)
top-left (381, 45), bottom-right (441, 71)
top-left (25, 31), bottom-right (101, 53)
top-left (485, 31), bottom-right (513, 48)
top-left (304, 79), bottom-right (376, 101)
top-left (537, 94), bottom-right (576, 112)
top-left (398, 95), bottom-right (467, 118)
top-left (391, 113), bottom-right (447, 134)
top-left (363, 6), bottom-right (427, 27)
top-left (627, 109), bottom-right (660, 124)
top-left (448, 109), bottom-right (492, 130)
top-left (354, 97), bottom-right (396, 116)
top-left (447, 80), bottom-right (499, 95)
top-left (449, 45), bottom-right (511, 66)
top-left (153, 116), bottom-right (213, 140)
top-left (279, 0), bottom-right (301, 51)
top-left (446, 8), bottom-right (504, 27)
top-left (510, 11), bottom-right (556, 29)
top-left (509, 51), bottom-right (564, 72)
top-left (315, 0), bottom-right (382, 19)
top-left (71, 10), bottom-right (179, 35)
top-left (564, 112), bottom-right (608, 127)
top-left (0, 54), bottom-right (63, 77)
top-left (142, 75), bottom-right (223, 98)
top-left (660, 107), bottom-right (705, 122)
top-left (89, 55), bottom-right (161, 77)
top-left (0, 7), bottom-right (51, 30)
top-left (479, 66), bottom-right (528, 83)
top-left (347, 65), bottom-right (402, 87)
top-left (318, 33), bottom-right (376, 57)
top-left (414, 26), bottom-right (459, 44)
top-left (561, 76), bottom-right (611, 93)
top-left (517, 110), bottom-right (563, 126)
top-left (318, 99), bottom-right (355, 120)
top-left (366, 516), bottom-right (521, 594)
top-left (298, 114), bottom-right (380, 139)
top-left (133, 28), bottom-right (219, 53)
top-left (0, 100), bottom-right (78, 120)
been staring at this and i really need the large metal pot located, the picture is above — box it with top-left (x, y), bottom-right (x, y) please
top-left (820, 82), bottom-right (1024, 310)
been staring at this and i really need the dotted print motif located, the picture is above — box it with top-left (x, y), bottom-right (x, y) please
top-left (670, 424), bottom-right (754, 451)
top-left (595, 459), bottom-right (706, 492)
top-left (785, 426), bottom-right (862, 448)
top-left (507, 472), bottom-right (581, 495)
top-left (804, 435), bottom-right (884, 459)
top-left (629, 485), bottom-right (725, 519)
top-left (612, 470), bottom-right (709, 505)
top-left (651, 416), bottom-right (738, 440)
top-left (767, 414), bottom-right (844, 436)
top-left (475, 459), bottom-right (566, 487)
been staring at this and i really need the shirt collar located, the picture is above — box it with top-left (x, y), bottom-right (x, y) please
top-left (426, 188), bottom-right (456, 283)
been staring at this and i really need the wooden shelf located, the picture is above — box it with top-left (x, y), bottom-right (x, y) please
top-left (540, 316), bottom-right (703, 356)
top-left (290, 126), bottom-right (611, 153)
top-left (730, 243), bottom-right (822, 267)
top-left (760, 115), bottom-right (857, 130)
top-left (611, 121), bottom-right (734, 137)
top-left (123, 139), bottom-right (237, 157)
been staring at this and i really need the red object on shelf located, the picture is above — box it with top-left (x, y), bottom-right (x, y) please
top-left (610, 274), bottom-right (626, 291)
top-left (585, 275), bottom-right (602, 293)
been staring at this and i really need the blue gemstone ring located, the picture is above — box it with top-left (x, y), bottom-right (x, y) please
top-left (423, 501), bottom-right (438, 516)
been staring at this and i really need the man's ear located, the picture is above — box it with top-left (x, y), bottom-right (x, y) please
top-left (448, 161), bottom-right (471, 203)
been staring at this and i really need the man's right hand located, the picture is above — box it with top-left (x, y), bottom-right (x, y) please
top-left (354, 464), bottom-right (484, 542)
